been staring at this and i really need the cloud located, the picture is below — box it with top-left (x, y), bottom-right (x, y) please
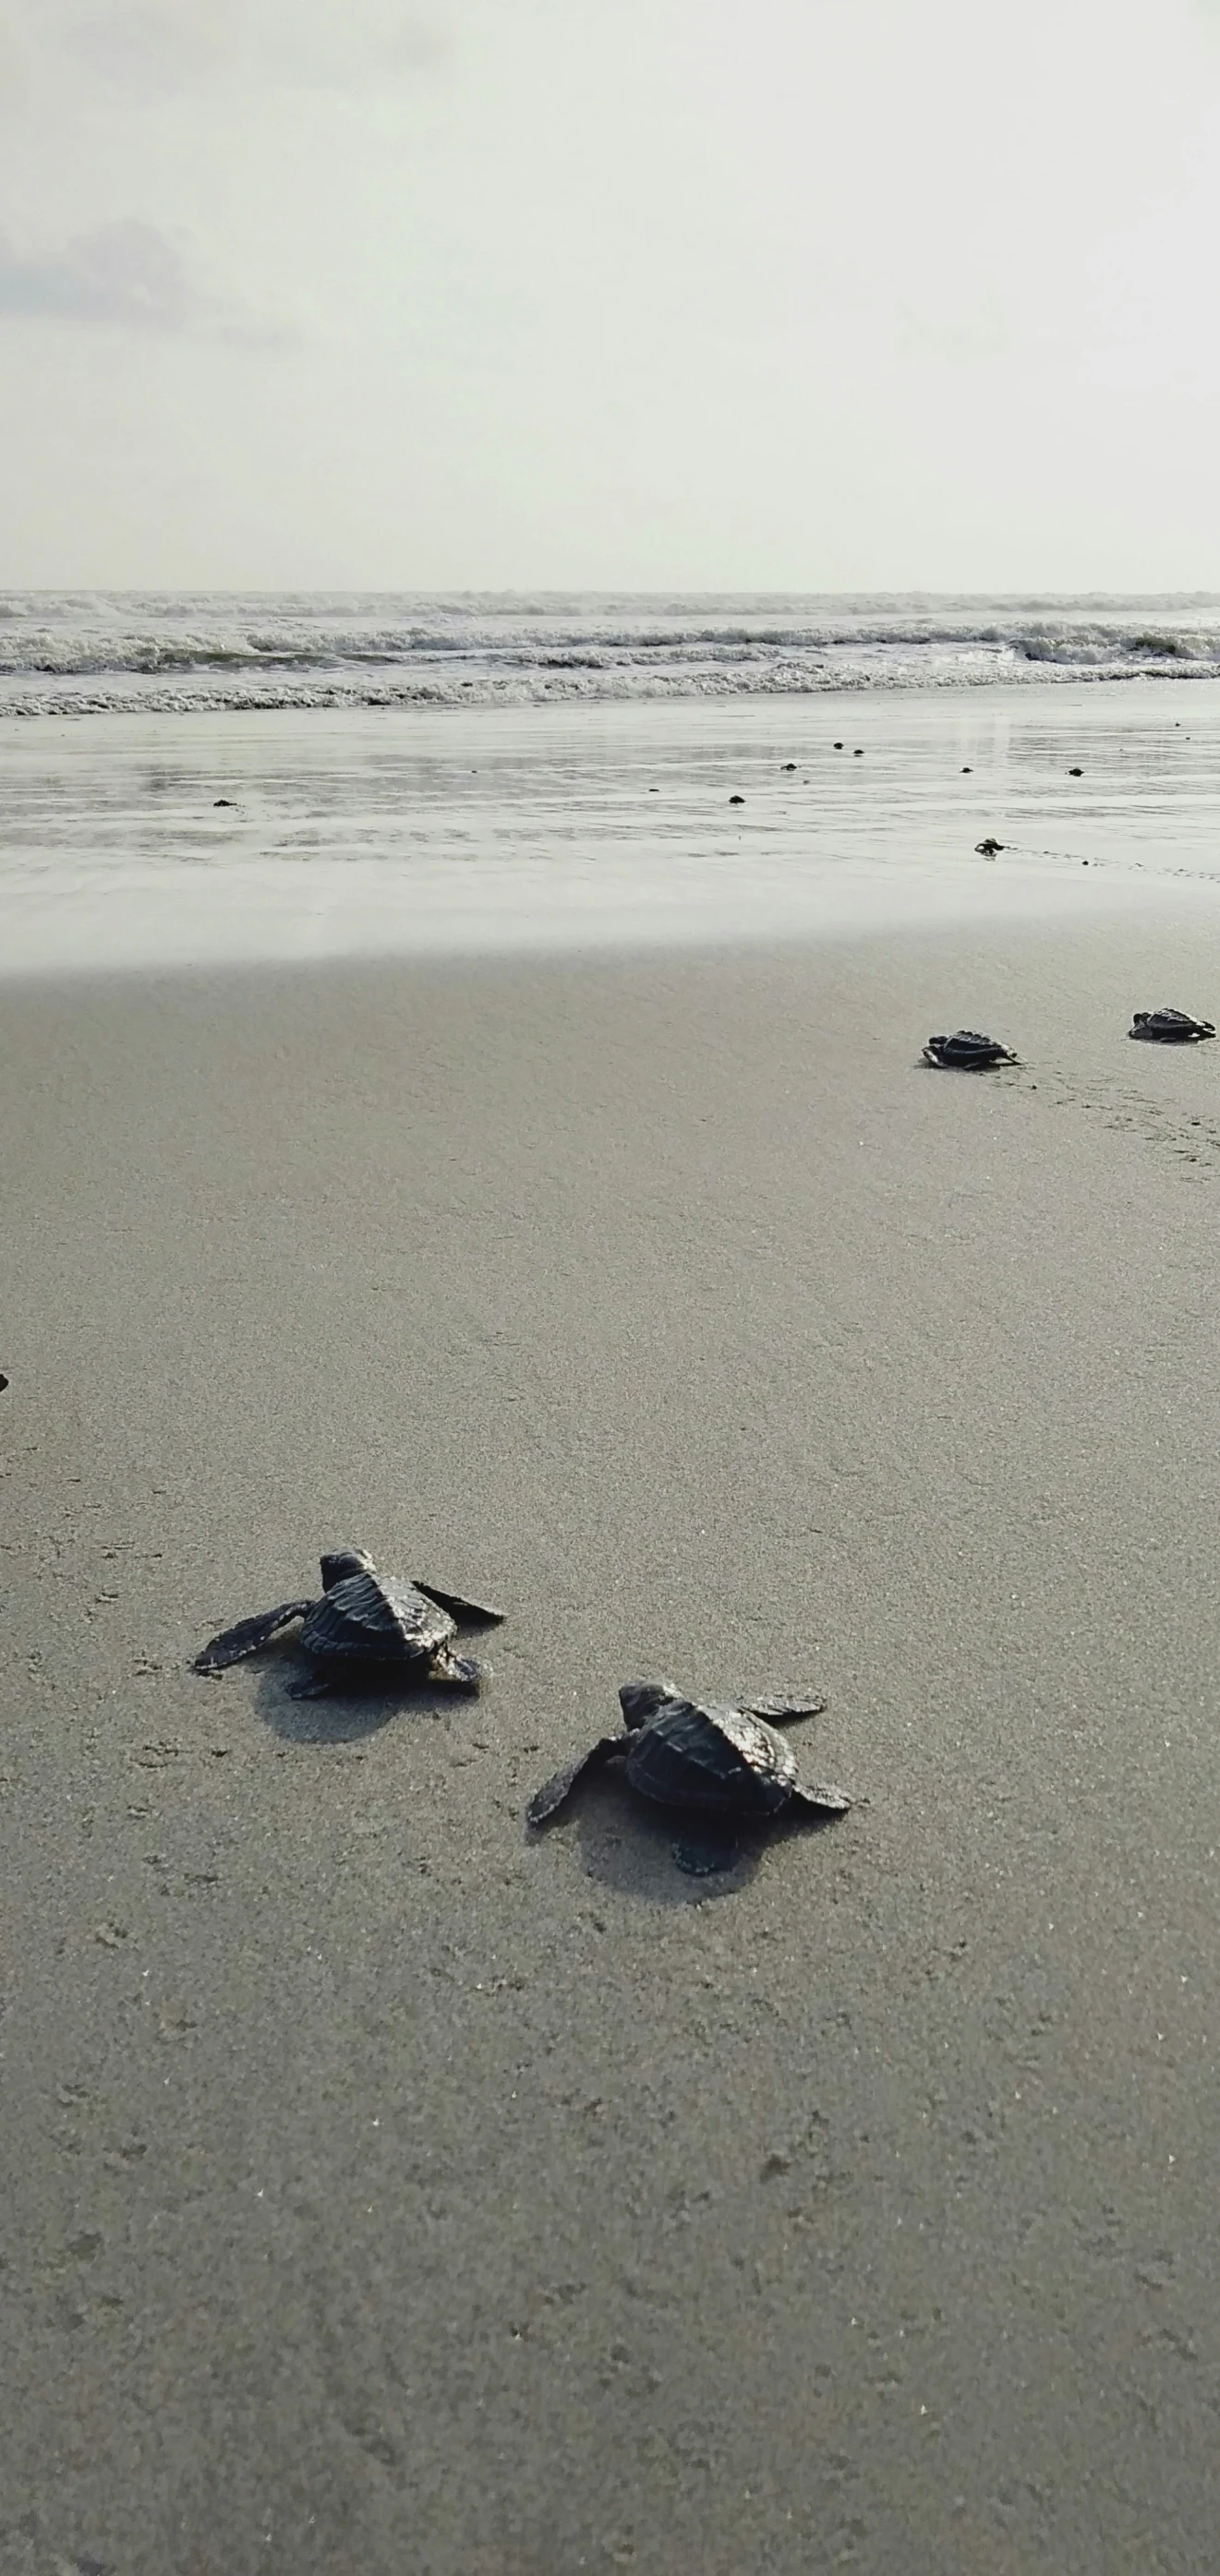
top-left (54, 0), bottom-right (448, 92)
top-left (0, 10), bottom-right (30, 103)
top-left (65, 4), bottom-right (222, 87)
top-left (265, 7), bottom-right (447, 88)
top-left (896, 295), bottom-right (1010, 365)
top-left (0, 218), bottom-right (283, 340)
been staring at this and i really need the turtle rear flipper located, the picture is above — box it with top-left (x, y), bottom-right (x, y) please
top-left (429, 1645), bottom-right (486, 1692)
top-left (286, 1670), bottom-right (340, 1702)
top-left (413, 1577), bottom-right (504, 1628)
top-left (745, 1692), bottom-right (827, 1723)
top-left (194, 1599), bottom-right (313, 1674)
top-left (790, 1778), bottom-right (852, 1817)
top-left (526, 1735), bottom-right (630, 1827)
top-left (673, 1829), bottom-right (741, 1876)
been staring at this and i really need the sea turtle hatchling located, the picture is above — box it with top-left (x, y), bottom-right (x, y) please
top-left (195, 1547), bottom-right (502, 1698)
top-left (1129, 1007), bottom-right (1216, 1044)
top-left (923, 1029), bottom-right (1017, 1070)
top-left (526, 1679), bottom-right (852, 1874)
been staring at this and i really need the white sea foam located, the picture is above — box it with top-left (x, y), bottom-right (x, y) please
top-left (3, 592), bottom-right (1220, 718)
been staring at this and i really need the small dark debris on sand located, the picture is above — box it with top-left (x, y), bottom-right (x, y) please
top-left (729, 793), bottom-right (745, 804)
top-left (924, 1030), bottom-right (1018, 1070)
top-left (1129, 1008), bottom-right (1215, 1044)
top-left (834, 740), bottom-right (844, 750)
top-left (1068, 766), bottom-right (1083, 776)
top-left (213, 798), bottom-right (236, 808)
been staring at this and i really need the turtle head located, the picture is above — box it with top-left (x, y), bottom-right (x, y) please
top-left (618, 1678), bottom-right (680, 1730)
top-left (320, 1547), bottom-right (375, 1591)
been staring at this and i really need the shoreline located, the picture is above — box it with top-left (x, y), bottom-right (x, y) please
top-left (5, 677), bottom-right (1220, 982)
top-left (6, 918), bottom-right (1220, 2570)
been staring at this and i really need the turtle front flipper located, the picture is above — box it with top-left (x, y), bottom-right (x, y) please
top-left (413, 1577), bottom-right (504, 1629)
top-left (790, 1778), bottom-right (852, 1817)
top-left (194, 1599), bottom-right (314, 1674)
top-left (526, 1735), bottom-right (630, 1827)
top-left (745, 1692), bottom-right (827, 1724)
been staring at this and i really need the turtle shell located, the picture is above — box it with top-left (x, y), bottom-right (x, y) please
top-left (924, 1030), bottom-right (1014, 1069)
top-left (299, 1568), bottom-right (454, 1665)
top-left (1129, 1008), bottom-right (1215, 1043)
top-left (624, 1698), bottom-right (796, 1818)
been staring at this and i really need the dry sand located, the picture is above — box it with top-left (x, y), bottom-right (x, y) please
top-left (4, 917), bottom-right (1220, 2574)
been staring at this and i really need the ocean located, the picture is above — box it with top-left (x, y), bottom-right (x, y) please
top-left (3, 591), bottom-right (1220, 718)
top-left (3, 595), bottom-right (1220, 975)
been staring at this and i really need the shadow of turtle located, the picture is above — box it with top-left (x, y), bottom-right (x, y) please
top-left (251, 1646), bottom-right (473, 1746)
top-left (546, 1767), bottom-right (840, 1907)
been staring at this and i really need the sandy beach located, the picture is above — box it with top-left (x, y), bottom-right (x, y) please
top-left (4, 914), bottom-right (1220, 2571)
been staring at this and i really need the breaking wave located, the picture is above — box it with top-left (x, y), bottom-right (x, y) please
top-left (3, 591), bottom-right (1220, 716)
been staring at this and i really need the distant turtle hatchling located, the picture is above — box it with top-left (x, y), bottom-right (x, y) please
top-left (195, 1547), bottom-right (502, 1699)
top-left (527, 1679), bottom-right (852, 1875)
top-left (1129, 1007), bottom-right (1215, 1044)
top-left (923, 1029), bottom-right (1018, 1070)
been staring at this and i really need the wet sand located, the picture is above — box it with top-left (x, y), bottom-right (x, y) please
top-left (4, 918), bottom-right (1220, 2573)
top-left (6, 681), bottom-right (1220, 978)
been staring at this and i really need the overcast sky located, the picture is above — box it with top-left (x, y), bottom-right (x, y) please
top-left (2, 0), bottom-right (1219, 589)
